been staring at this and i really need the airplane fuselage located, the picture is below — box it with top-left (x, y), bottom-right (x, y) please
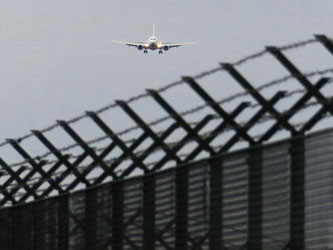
top-left (111, 26), bottom-right (197, 54)
top-left (146, 36), bottom-right (159, 50)
top-left (140, 36), bottom-right (168, 54)
top-left (149, 42), bottom-right (157, 50)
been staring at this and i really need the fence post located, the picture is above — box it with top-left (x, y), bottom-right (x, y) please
top-left (143, 174), bottom-right (156, 249)
top-left (112, 181), bottom-right (124, 249)
top-left (289, 136), bottom-right (305, 249)
top-left (248, 146), bottom-right (263, 250)
top-left (58, 195), bottom-right (69, 250)
top-left (85, 188), bottom-right (98, 250)
top-left (209, 158), bottom-right (223, 249)
top-left (175, 165), bottom-right (189, 250)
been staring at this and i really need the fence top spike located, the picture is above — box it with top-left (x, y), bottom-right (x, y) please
top-left (56, 120), bottom-right (67, 126)
top-left (314, 34), bottom-right (327, 40)
top-left (146, 89), bottom-right (157, 95)
top-left (220, 63), bottom-right (233, 69)
top-left (85, 111), bottom-right (96, 117)
top-left (181, 76), bottom-right (194, 82)
top-left (242, 101), bottom-right (252, 107)
top-left (115, 100), bottom-right (126, 106)
top-left (266, 46), bottom-right (280, 53)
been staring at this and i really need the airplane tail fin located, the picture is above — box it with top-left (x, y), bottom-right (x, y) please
top-left (152, 24), bottom-right (155, 36)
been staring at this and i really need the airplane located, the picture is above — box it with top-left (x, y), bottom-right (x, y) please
top-left (111, 25), bottom-right (198, 54)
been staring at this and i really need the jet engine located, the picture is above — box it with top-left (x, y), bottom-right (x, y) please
top-left (163, 45), bottom-right (169, 51)
top-left (137, 45), bottom-right (143, 50)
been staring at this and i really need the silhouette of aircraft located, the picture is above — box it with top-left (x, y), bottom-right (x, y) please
top-left (111, 25), bottom-right (198, 54)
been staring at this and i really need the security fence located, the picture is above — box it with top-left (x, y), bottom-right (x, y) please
top-left (1, 35), bottom-right (333, 249)
top-left (1, 129), bottom-right (333, 249)
top-left (0, 35), bottom-right (333, 206)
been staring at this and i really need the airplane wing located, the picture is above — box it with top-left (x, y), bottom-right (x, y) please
top-left (110, 40), bottom-right (148, 48)
top-left (160, 42), bottom-right (198, 49)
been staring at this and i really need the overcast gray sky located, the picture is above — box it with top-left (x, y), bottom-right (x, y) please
top-left (0, 0), bottom-right (332, 141)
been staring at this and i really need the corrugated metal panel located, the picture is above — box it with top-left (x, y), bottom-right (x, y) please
top-left (155, 170), bottom-right (176, 249)
top-left (123, 178), bottom-right (143, 249)
top-left (305, 130), bottom-right (333, 249)
top-left (0, 209), bottom-right (10, 250)
top-left (188, 162), bottom-right (209, 249)
top-left (222, 152), bottom-right (248, 249)
top-left (262, 142), bottom-right (290, 249)
top-left (10, 205), bottom-right (34, 250)
top-left (1, 129), bottom-right (333, 249)
top-left (33, 199), bottom-right (60, 250)
top-left (94, 184), bottom-right (112, 250)
top-left (68, 191), bottom-right (85, 250)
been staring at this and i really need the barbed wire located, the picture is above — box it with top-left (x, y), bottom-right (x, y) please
top-left (4, 87), bottom-right (331, 175)
top-left (0, 37), bottom-right (322, 150)
top-left (13, 66), bottom-right (333, 162)
top-left (4, 106), bottom-right (333, 198)
top-left (1, 37), bottom-right (333, 197)
top-left (94, 98), bottom-right (329, 165)
top-left (1, 37), bottom-right (333, 245)
top-left (4, 69), bottom-right (333, 169)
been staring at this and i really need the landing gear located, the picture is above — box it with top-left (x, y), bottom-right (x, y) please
top-left (158, 50), bottom-right (163, 54)
top-left (144, 50), bottom-right (148, 54)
